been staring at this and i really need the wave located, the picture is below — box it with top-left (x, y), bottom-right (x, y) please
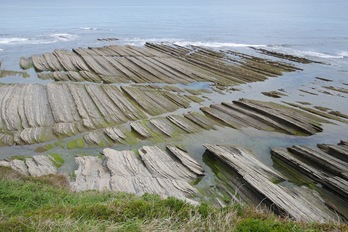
top-left (174, 41), bottom-right (267, 48)
top-left (0, 33), bottom-right (78, 45)
top-left (49, 33), bottom-right (78, 41)
top-left (292, 50), bottom-right (344, 59)
top-left (0, 37), bottom-right (30, 45)
top-left (79, 27), bottom-right (98, 31)
top-left (123, 37), bottom-right (181, 46)
top-left (123, 38), bottom-right (267, 48)
top-left (269, 46), bottom-right (346, 59)
top-left (338, 51), bottom-right (348, 58)
top-left (0, 48), bottom-right (3, 51)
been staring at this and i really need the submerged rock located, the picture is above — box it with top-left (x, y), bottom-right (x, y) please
top-left (252, 47), bottom-right (324, 64)
top-left (261, 90), bottom-right (287, 98)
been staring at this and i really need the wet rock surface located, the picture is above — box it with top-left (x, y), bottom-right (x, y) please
top-left (204, 144), bottom-right (340, 222)
top-left (201, 98), bottom-right (329, 136)
top-left (21, 43), bottom-right (299, 85)
top-left (252, 47), bottom-right (324, 64)
top-left (271, 140), bottom-right (348, 220)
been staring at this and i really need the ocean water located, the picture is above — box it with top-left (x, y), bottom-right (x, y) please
top-left (1, 0), bottom-right (347, 69)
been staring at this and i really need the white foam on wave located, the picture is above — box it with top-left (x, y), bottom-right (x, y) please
top-left (0, 48), bottom-right (4, 51)
top-left (0, 36), bottom-right (57, 45)
top-left (0, 37), bottom-right (29, 45)
top-left (49, 33), bottom-right (78, 41)
top-left (124, 37), bottom-right (180, 46)
top-left (0, 33), bottom-right (78, 46)
top-left (174, 41), bottom-right (267, 48)
top-left (79, 27), bottom-right (98, 31)
top-left (123, 38), bottom-right (267, 48)
top-left (338, 51), bottom-right (348, 58)
top-left (295, 50), bottom-right (344, 59)
top-left (269, 46), bottom-right (346, 59)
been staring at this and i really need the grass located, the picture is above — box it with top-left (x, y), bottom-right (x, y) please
top-left (35, 144), bottom-right (55, 153)
top-left (7, 155), bottom-right (28, 161)
top-left (0, 166), bottom-right (346, 232)
top-left (49, 153), bottom-right (64, 168)
top-left (67, 138), bottom-right (85, 149)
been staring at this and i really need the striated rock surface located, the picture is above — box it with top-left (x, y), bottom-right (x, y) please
top-left (2, 44), bottom-right (339, 148)
top-left (25, 155), bottom-right (58, 177)
top-left (71, 156), bottom-right (111, 191)
top-left (0, 82), bottom-right (198, 147)
top-left (23, 44), bottom-right (300, 86)
top-left (205, 144), bottom-right (337, 222)
top-left (167, 146), bottom-right (205, 176)
top-left (70, 146), bottom-right (204, 203)
top-left (271, 141), bottom-right (348, 201)
top-left (251, 47), bottom-right (323, 64)
top-left (82, 97), bottom-right (344, 148)
top-left (201, 98), bottom-right (328, 136)
top-left (0, 155), bottom-right (58, 177)
top-left (271, 140), bottom-right (348, 220)
top-left (0, 87), bottom-right (339, 148)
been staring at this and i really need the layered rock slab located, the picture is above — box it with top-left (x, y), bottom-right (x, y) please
top-left (204, 144), bottom-right (337, 222)
top-left (201, 98), bottom-right (329, 136)
top-left (82, 97), bottom-right (338, 148)
top-left (271, 141), bottom-right (348, 203)
top-left (0, 83), bottom-right (197, 147)
top-left (70, 146), bottom-right (204, 203)
top-left (23, 44), bottom-right (300, 86)
top-left (0, 155), bottom-right (57, 177)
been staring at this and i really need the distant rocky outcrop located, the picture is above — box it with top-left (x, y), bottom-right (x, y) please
top-left (21, 43), bottom-right (300, 85)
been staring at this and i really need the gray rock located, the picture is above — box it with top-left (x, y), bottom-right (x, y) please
top-left (70, 146), bottom-right (202, 204)
top-left (25, 155), bottom-right (57, 177)
top-left (9, 159), bottom-right (29, 175)
top-left (0, 160), bottom-right (10, 167)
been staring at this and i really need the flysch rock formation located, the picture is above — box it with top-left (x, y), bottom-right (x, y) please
top-left (0, 82), bottom-right (340, 148)
top-left (271, 140), bottom-right (348, 219)
top-left (204, 144), bottom-right (338, 222)
top-left (251, 47), bottom-right (323, 64)
top-left (0, 155), bottom-right (57, 177)
top-left (5, 43), bottom-right (336, 148)
top-left (70, 146), bottom-right (204, 204)
top-left (200, 98), bottom-right (329, 136)
top-left (318, 140), bottom-right (348, 162)
top-left (0, 83), bottom-right (197, 147)
top-left (71, 97), bottom-right (342, 148)
top-left (21, 43), bottom-right (300, 86)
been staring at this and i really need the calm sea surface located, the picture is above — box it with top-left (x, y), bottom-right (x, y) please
top-left (1, 0), bottom-right (347, 70)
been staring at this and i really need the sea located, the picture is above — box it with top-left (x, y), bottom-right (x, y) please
top-left (0, 0), bottom-right (348, 187)
top-left (1, 0), bottom-right (347, 71)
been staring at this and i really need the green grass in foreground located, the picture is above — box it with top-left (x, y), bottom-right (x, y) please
top-left (0, 166), bottom-right (346, 232)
